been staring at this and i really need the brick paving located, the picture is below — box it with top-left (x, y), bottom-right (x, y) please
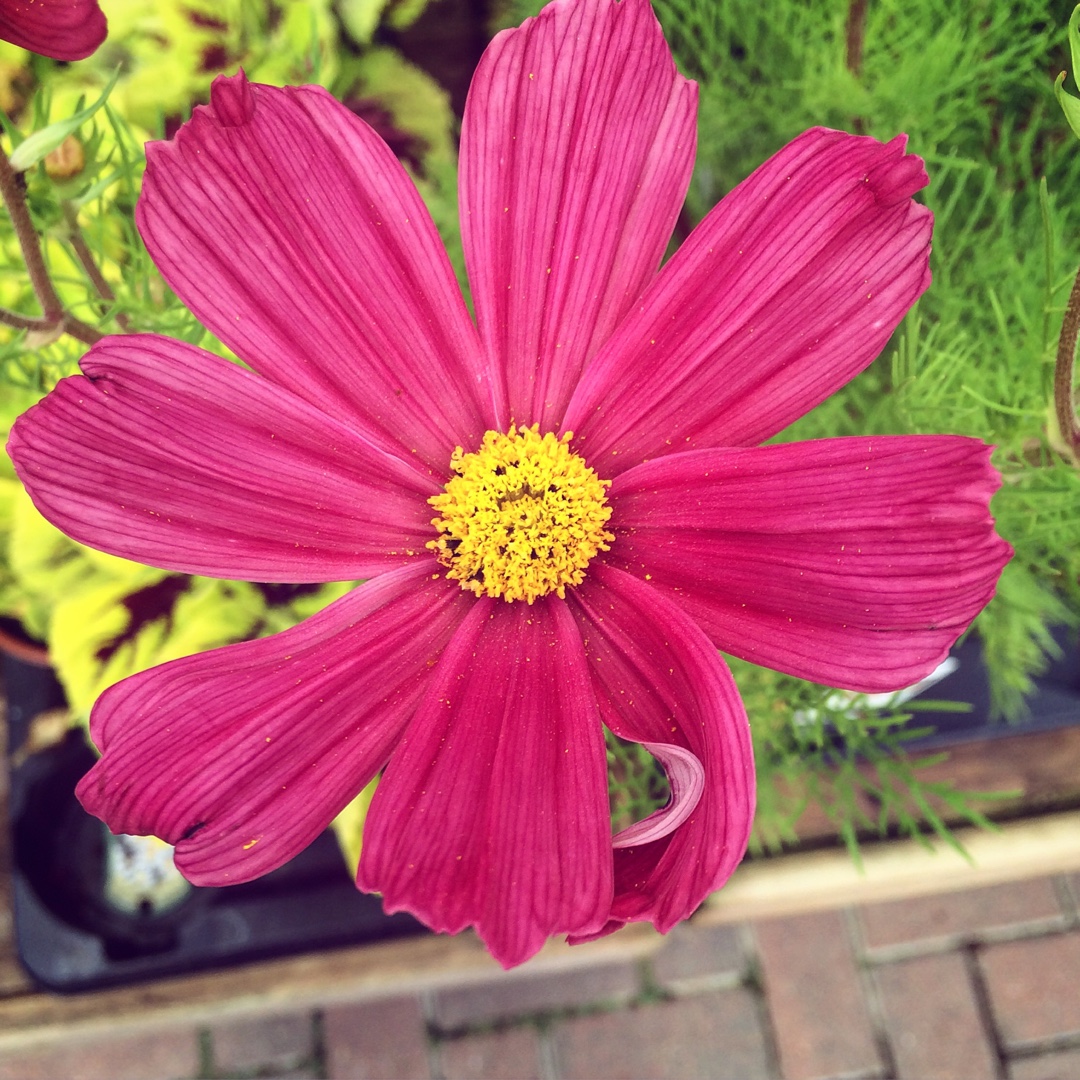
top-left (873, 952), bottom-right (997, 1079)
top-left (2, 872), bottom-right (1080, 1078)
top-left (207, 1012), bottom-right (317, 1075)
top-left (0, 1027), bottom-right (201, 1080)
top-left (754, 909), bottom-right (881, 1079)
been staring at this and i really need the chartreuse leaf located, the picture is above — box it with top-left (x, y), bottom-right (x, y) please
top-left (50, 578), bottom-right (270, 721)
top-left (9, 69), bottom-right (119, 172)
top-left (331, 778), bottom-right (379, 875)
top-left (50, 576), bottom-right (266, 721)
top-left (337, 0), bottom-right (389, 45)
top-left (5, 488), bottom-right (158, 642)
top-left (50, 571), bottom-right (357, 725)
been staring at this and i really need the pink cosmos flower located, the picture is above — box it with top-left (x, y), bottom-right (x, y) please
top-left (0, 0), bottom-right (106, 61)
top-left (9, 0), bottom-right (1010, 967)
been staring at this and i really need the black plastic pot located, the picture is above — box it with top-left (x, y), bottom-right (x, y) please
top-left (3, 653), bottom-right (424, 994)
top-left (899, 625), bottom-right (1080, 751)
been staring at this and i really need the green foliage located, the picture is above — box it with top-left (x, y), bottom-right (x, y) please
top-left (733, 652), bottom-right (1012, 858)
top-left (7, 69), bottom-right (119, 172)
top-left (661, 0), bottom-right (1080, 848)
top-left (63, 0), bottom-right (340, 129)
top-left (651, 0), bottom-right (1073, 213)
top-left (607, 731), bottom-right (672, 832)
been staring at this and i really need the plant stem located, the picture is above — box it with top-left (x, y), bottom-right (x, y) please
top-left (845, 0), bottom-right (868, 78)
top-left (0, 306), bottom-right (57, 331)
top-left (844, 0), bottom-right (868, 134)
top-left (1054, 263), bottom-right (1080, 457)
top-left (0, 149), bottom-right (106, 347)
top-left (59, 312), bottom-right (104, 346)
top-left (62, 201), bottom-right (130, 331)
top-left (0, 150), bottom-right (63, 321)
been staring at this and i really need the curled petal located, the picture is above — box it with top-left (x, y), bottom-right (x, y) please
top-left (461, 0), bottom-right (697, 429)
top-left (611, 742), bottom-right (705, 849)
top-left (607, 436), bottom-right (1012, 690)
top-left (359, 595), bottom-right (612, 968)
top-left (138, 72), bottom-right (493, 471)
top-left (570, 563), bottom-right (754, 936)
top-left (0, 0), bottom-right (106, 60)
top-left (76, 564), bottom-right (470, 885)
top-left (564, 128), bottom-right (933, 470)
top-left (8, 335), bottom-right (436, 582)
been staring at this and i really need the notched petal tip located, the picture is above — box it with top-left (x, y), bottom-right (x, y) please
top-left (564, 122), bottom-right (937, 463)
top-left (867, 133), bottom-right (930, 206)
top-left (207, 69), bottom-right (255, 128)
top-left (138, 68), bottom-right (489, 466)
top-left (798, 127), bottom-right (929, 207)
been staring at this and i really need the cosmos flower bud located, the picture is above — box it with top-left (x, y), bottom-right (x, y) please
top-left (44, 135), bottom-right (85, 180)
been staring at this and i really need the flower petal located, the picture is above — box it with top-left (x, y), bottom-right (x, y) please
top-left (0, 0), bottom-right (106, 60)
top-left (460, 0), bottom-right (697, 430)
top-left (359, 594), bottom-right (612, 968)
top-left (75, 564), bottom-right (470, 885)
top-left (8, 334), bottom-right (436, 582)
top-left (570, 563), bottom-right (754, 935)
top-left (137, 72), bottom-right (493, 470)
top-left (611, 742), bottom-right (705, 849)
top-left (607, 436), bottom-right (1012, 690)
top-left (564, 128), bottom-right (933, 470)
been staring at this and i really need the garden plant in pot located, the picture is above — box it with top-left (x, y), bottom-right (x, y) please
top-left (1, 0), bottom-right (1078, 986)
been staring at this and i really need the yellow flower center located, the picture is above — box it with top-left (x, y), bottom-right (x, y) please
top-left (428, 424), bottom-right (614, 604)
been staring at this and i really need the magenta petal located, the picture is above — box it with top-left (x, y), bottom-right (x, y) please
top-left (0, 0), bottom-right (105, 60)
top-left (611, 742), bottom-right (705, 849)
top-left (75, 565), bottom-right (470, 885)
top-left (358, 595), bottom-right (612, 968)
top-left (564, 128), bottom-right (933, 470)
top-left (570, 563), bottom-right (754, 936)
top-left (460, 0), bottom-right (697, 430)
top-left (608, 436), bottom-right (1012, 691)
top-left (137, 72), bottom-right (493, 470)
top-left (8, 334), bottom-right (436, 582)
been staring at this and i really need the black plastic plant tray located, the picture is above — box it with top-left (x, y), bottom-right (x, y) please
top-left (898, 624), bottom-right (1080, 751)
top-left (9, 731), bottom-right (425, 993)
top-left (2, 652), bottom-right (424, 994)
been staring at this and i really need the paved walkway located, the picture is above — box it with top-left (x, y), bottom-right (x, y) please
top-left (1, 869), bottom-right (1079, 1079)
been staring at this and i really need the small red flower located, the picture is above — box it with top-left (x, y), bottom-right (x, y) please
top-left (0, 0), bottom-right (106, 61)
top-left (8, 0), bottom-right (1010, 967)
